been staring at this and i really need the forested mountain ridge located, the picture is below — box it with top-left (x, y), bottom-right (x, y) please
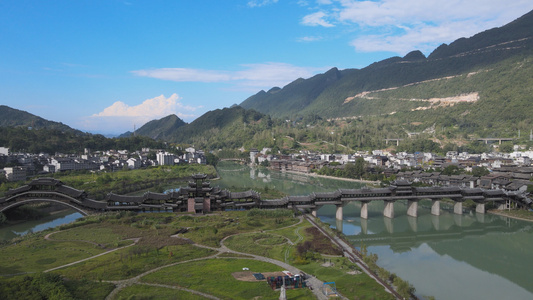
top-left (240, 9), bottom-right (533, 120)
top-left (120, 114), bottom-right (186, 140)
top-left (0, 105), bottom-right (84, 134)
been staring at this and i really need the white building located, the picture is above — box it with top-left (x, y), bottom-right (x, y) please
top-left (4, 166), bottom-right (26, 181)
top-left (0, 147), bottom-right (10, 156)
top-left (250, 149), bottom-right (259, 163)
top-left (127, 157), bottom-right (141, 169)
top-left (157, 152), bottom-right (175, 166)
top-left (50, 157), bottom-right (76, 172)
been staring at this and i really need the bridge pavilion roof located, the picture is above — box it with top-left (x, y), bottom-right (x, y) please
top-left (230, 190), bottom-right (260, 199)
top-left (483, 189), bottom-right (506, 196)
top-left (143, 191), bottom-right (170, 201)
top-left (340, 188), bottom-right (392, 196)
top-left (313, 191), bottom-right (341, 199)
top-left (260, 197), bottom-right (289, 206)
top-left (413, 186), bottom-right (462, 193)
top-left (288, 195), bottom-right (314, 203)
top-left (55, 185), bottom-right (86, 198)
top-left (81, 198), bottom-right (108, 209)
top-left (461, 188), bottom-right (484, 194)
top-left (29, 177), bottom-right (64, 187)
top-left (106, 193), bottom-right (145, 203)
top-left (5, 184), bottom-right (31, 196)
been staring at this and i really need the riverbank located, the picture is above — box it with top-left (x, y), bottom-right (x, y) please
top-left (488, 209), bottom-right (533, 223)
top-left (279, 169), bottom-right (380, 185)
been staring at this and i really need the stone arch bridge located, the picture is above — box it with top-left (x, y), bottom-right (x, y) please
top-left (1, 176), bottom-right (531, 222)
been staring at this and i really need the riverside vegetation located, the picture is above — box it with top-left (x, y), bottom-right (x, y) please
top-left (0, 209), bottom-right (402, 299)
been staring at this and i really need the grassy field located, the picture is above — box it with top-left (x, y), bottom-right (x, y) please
top-left (0, 230), bottom-right (109, 274)
top-left (0, 210), bottom-right (396, 299)
top-left (55, 244), bottom-right (215, 281)
top-left (141, 258), bottom-right (314, 300)
top-left (112, 284), bottom-right (207, 300)
top-left (224, 232), bottom-right (290, 261)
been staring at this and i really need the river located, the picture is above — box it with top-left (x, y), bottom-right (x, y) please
top-left (1, 161), bottom-right (532, 299)
top-left (213, 161), bottom-right (533, 300)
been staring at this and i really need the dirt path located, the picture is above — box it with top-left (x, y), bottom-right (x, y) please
top-left (41, 216), bottom-right (337, 299)
top-left (43, 238), bottom-right (140, 273)
top-left (104, 216), bottom-right (334, 300)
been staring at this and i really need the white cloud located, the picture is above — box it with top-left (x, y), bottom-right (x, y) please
top-left (297, 35), bottom-right (324, 42)
top-left (304, 0), bottom-right (533, 54)
top-left (131, 68), bottom-right (231, 83)
top-left (82, 94), bottom-right (200, 134)
top-left (234, 62), bottom-right (328, 88)
top-left (132, 63), bottom-right (329, 91)
top-left (247, 0), bottom-right (279, 8)
top-left (301, 11), bottom-right (335, 27)
top-left (351, 20), bottom-right (489, 54)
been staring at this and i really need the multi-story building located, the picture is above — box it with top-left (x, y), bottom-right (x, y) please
top-left (157, 152), bottom-right (175, 166)
top-left (4, 166), bottom-right (26, 181)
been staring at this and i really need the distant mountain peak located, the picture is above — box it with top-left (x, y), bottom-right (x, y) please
top-left (403, 50), bottom-right (426, 61)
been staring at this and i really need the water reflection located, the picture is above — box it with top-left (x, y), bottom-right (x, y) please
top-left (0, 210), bottom-right (82, 241)
top-left (214, 162), bottom-right (533, 299)
top-left (318, 202), bottom-right (533, 300)
top-left (215, 161), bottom-right (364, 196)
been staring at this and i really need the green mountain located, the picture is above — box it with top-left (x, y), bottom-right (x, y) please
top-left (169, 106), bottom-right (268, 149)
top-left (240, 9), bottom-right (533, 124)
top-left (120, 114), bottom-right (186, 140)
top-left (0, 105), bottom-right (83, 133)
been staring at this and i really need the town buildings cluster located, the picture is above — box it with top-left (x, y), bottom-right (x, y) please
top-left (3, 143), bottom-right (533, 195)
top-left (251, 146), bottom-right (533, 193)
top-left (0, 146), bottom-right (207, 182)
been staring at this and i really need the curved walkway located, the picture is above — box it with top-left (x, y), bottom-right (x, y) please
top-left (38, 214), bottom-right (384, 300)
top-left (43, 237), bottom-right (140, 273)
top-left (103, 216), bottom-right (334, 300)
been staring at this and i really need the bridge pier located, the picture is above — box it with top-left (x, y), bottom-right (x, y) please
top-left (476, 212), bottom-right (486, 223)
top-left (335, 204), bottom-right (343, 221)
top-left (383, 200), bottom-right (394, 219)
top-left (360, 201), bottom-right (369, 219)
top-left (476, 203), bottom-right (486, 214)
top-left (432, 214), bottom-right (440, 230)
top-left (407, 200), bottom-right (418, 217)
top-left (360, 218), bottom-right (368, 234)
top-left (454, 202), bottom-right (463, 215)
top-left (311, 207), bottom-right (318, 217)
top-left (431, 200), bottom-right (441, 216)
top-left (454, 213), bottom-right (463, 227)
top-left (408, 216), bottom-right (417, 232)
top-left (335, 218), bottom-right (343, 232)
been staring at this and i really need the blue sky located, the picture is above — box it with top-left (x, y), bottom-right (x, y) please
top-left (2, 0), bottom-right (532, 135)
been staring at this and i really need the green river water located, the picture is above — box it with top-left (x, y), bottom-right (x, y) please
top-left (2, 160), bottom-right (532, 299)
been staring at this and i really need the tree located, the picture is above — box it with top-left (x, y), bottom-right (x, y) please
top-left (442, 165), bottom-right (461, 176)
top-left (499, 142), bottom-right (513, 153)
top-left (354, 157), bottom-right (366, 179)
top-left (472, 166), bottom-right (490, 177)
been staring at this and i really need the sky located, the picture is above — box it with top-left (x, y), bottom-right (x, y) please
top-left (1, 0), bottom-right (533, 135)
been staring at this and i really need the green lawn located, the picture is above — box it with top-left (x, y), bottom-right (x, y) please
top-left (112, 284), bottom-right (207, 300)
top-left (224, 232), bottom-right (290, 261)
top-left (0, 233), bottom-right (108, 274)
top-left (141, 258), bottom-right (313, 300)
top-left (54, 244), bottom-right (216, 281)
top-left (50, 223), bottom-right (127, 248)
